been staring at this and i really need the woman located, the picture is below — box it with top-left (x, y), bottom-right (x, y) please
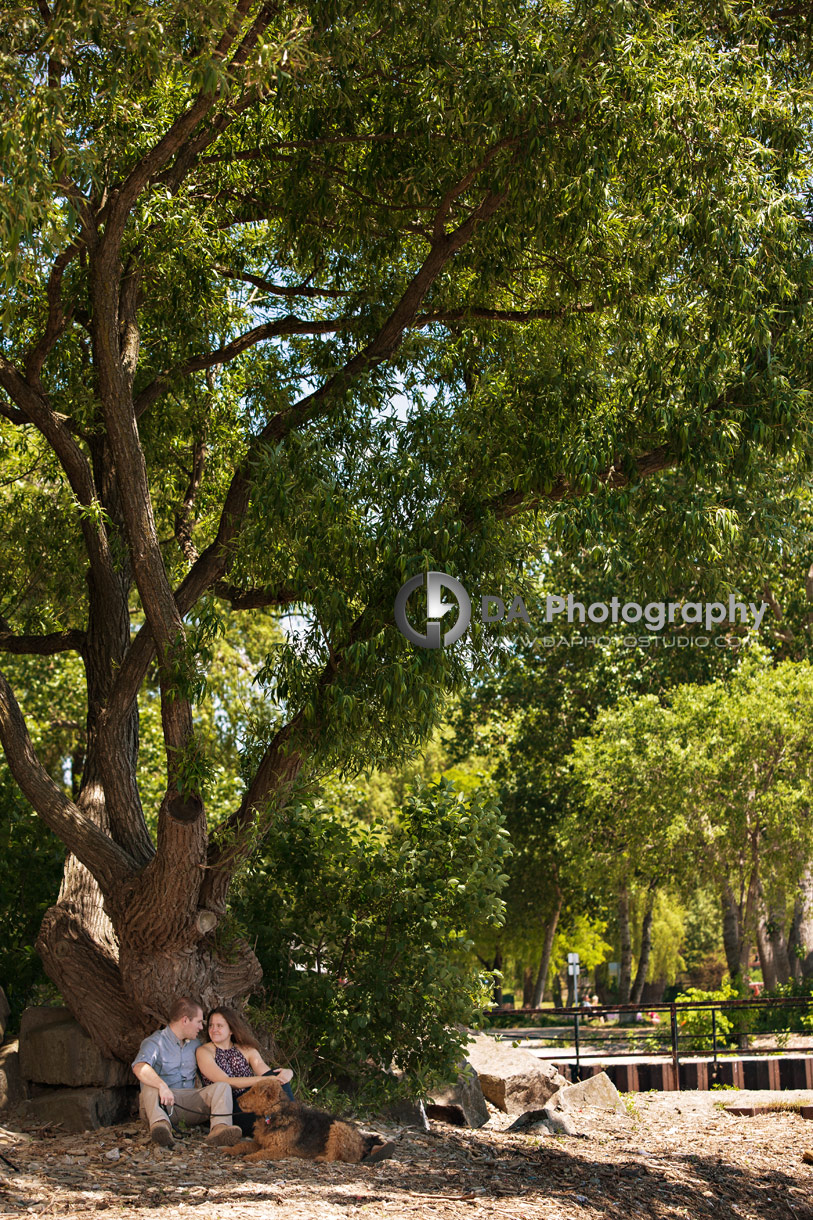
top-left (197, 1007), bottom-right (295, 1136)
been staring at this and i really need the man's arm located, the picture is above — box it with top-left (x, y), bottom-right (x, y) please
top-left (132, 1060), bottom-right (175, 1106)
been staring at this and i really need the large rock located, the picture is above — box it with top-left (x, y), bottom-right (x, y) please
top-left (19, 1008), bottom-right (132, 1088)
top-left (382, 1097), bottom-right (431, 1130)
top-left (547, 1071), bottom-right (626, 1115)
top-left (0, 1040), bottom-right (26, 1110)
top-left (0, 987), bottom-right (9, 1042)
top-left (426, 1063), bottom-right (489, 1128)
top-left (464, 1033), bottom-right (567, 1114)
top-left (21, 1087), bottom-right (134, 1132)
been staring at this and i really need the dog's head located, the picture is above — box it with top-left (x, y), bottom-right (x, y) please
top-left (238, 1076), bottom-right (286, 1115)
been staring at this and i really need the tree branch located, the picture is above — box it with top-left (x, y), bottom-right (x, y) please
top-left (174, 435), bottom-right (208, 564)
top-left (133, 315), bottom-right (346, 419)
top-left (108, 158), bottom-right (515, 727)
top-left (213, 582), bottom-right (302, 609)
top-left (0, 356), bottom-right (116, 583)
top-left (0, 667), bottom-right (135, 889)
top-left (416, 302), bottom-right (598, 326)
top-left (215, 267), bottom-right (351, 299)
top-left (0, 627), bottom-right (85, 655)
top-left (24, 245), bottom-right (79, 387)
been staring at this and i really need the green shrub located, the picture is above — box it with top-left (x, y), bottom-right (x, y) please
top-left (232, 778), bottom-right (510, 1100)
top-left (673, 984), bottom-right (739, 1053)
top-left (0, 769), bottom-right (64, 1028)
top-left (752, 980), bottom-right (813, 1035)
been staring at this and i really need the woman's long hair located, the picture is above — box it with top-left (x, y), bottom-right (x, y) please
top-left (206, 1006), bottom-right (260, 1052)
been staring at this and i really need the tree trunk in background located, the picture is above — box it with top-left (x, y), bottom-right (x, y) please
top-left (492, 943), bottom-right (503, 1006)
top-left (789, 864), bottom-right (813, 981)
top-left (531, 885), bottom-right (563, 1008)
top-left (631, 885), bottom-right (656, 1004)
top-left (522, 967), bottom-right (533, 1008)
top-left (755, 884), bottom-right (791, 991)
top-left (553, 972), bottom-right (564, 1009)
top-left (618, 885), bottom-right (632, 1004)
top-left (722, 887), bottom-right (742, 979)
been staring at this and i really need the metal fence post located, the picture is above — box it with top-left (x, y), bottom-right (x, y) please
top-left (712, 1008), bottom-right (718, 1067)
top-left (574, 1010), bottom-right (580, 1078)
top-left (670, 1003), bottom-right (680, 1088)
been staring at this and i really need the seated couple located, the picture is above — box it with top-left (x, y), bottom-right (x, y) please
top-left (132, 996), bottom-right (294, 1148)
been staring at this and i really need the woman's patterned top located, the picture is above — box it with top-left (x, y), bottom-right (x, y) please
top-left (198, 1044), bottom-right (253, 1097)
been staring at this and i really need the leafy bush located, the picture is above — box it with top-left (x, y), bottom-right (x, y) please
top-left (673, 984), bottom-right (739, 1053)
top-left (232, 778), bottom-right (510, 1100)
top-left (752, 980), bottom-right (813, 1035)
top-left (0, 768), bottom-right (64, 1028)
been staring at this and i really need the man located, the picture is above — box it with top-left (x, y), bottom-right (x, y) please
top-left (132, 996), bottom-right (242, 1149)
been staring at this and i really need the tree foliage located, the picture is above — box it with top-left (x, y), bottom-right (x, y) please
top-left (2, 0), bottom-right (813, 1055)
top-left (231, 777), bottom-right (509, 1092)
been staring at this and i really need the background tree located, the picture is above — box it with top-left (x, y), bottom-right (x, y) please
top-left (570, 657), bottom-right (813, 987)
top-left (2, 1), bottom-right (813, 1059)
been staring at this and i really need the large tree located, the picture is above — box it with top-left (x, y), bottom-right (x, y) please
top-left (1, 0), bottom-right (813, 1059)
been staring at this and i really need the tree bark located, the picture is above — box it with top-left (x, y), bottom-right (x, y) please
top-left (531, 884), bottom-right (563, 1008)
top-left (618, 884), bottom-right (633, 1004)
top-left (631, 885), bottom-right (656, 1004)
top-left (789, 864), bottom-right (813, 981)
top-left (755, 883), bottom-right (791, 991)
top-left (722, 886), bottom-right (742, 979)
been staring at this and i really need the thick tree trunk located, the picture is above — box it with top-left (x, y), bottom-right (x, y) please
top-left (618, 885), bottom-right (632, 1004)
top-left (33, 523), bottom-right (263, 1060)
top-left (631, 885), bottom-right (656, 1005)
top-left (531, 885), bottom-right (563, 1008)
top-left (789, 864), bottom-right (813, 981)
top-left (522, 966), bottom-right (533, 1009)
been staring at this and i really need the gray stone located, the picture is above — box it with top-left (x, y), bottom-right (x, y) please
top-left (541, 1105), bottom-right (578, 1135)
top-left (20, 1087), bottom-right (134, 1132)
top-left (0, 987), bottom-right (9, 1042)
top-left (464, 1033), bottom-right (568, 1114)
top-left (0, 1040), bottom-right (26, 1111)
top-left (382, 1097), bottom-right (430, 1130)
top-left (19, 1007), bottom-right (132, 1088)
top-left (547, 1071), bottom-right (625, 1115)
top-left (507, 1104), bottom-right (579, 1136)
top-left (426, 1063), bottom-right (489, 1128)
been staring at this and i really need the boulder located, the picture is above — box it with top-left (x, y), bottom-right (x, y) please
top-left (0, 987), bottom-right (9, 1041)
top-left (20, 1087), bottom-right (134, 1132)
top-left (19, 1008), bottom-right (132, 1088)
top-left (382, 1097), bottom-right (431, 1131)
top-left (425, 1063), bottom-right (489, 1128)
top-left (464, 1033), bottom-right (567, 1114)
top-left (546, 1071), bottom-right (626, 1115)
top-left (0, 1040), bottom-right (26, 1110)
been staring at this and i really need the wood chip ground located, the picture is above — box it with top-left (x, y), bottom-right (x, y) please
top-left (1, 1089), bottom-right (812, 1219)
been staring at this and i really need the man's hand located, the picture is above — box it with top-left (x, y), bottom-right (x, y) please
top-left (132, 1060), bottom-right (174, 1106)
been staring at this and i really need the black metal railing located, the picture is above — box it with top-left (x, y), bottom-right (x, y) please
top-left (487, 995), bottom-right (813, 1078)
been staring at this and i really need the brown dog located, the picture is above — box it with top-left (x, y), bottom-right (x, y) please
top-left (221, 1076), bottom-right (393, 1164)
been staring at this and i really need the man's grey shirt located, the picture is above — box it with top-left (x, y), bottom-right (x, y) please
top-left (132, 1026), bottom-right (201, 1089)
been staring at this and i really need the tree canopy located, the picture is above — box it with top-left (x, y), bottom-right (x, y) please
top-left (2, 0), bottom-right (813, 1057)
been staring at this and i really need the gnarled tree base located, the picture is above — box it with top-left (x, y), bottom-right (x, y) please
top-left (38, 902), bottom-right (263, 1061)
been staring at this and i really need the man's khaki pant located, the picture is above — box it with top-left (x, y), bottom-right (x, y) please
top-left (139, 1081), bottom-right (234, 1131)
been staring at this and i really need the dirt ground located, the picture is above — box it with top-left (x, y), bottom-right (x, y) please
top-left (2, 1089), bottom-right (812, 1220)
